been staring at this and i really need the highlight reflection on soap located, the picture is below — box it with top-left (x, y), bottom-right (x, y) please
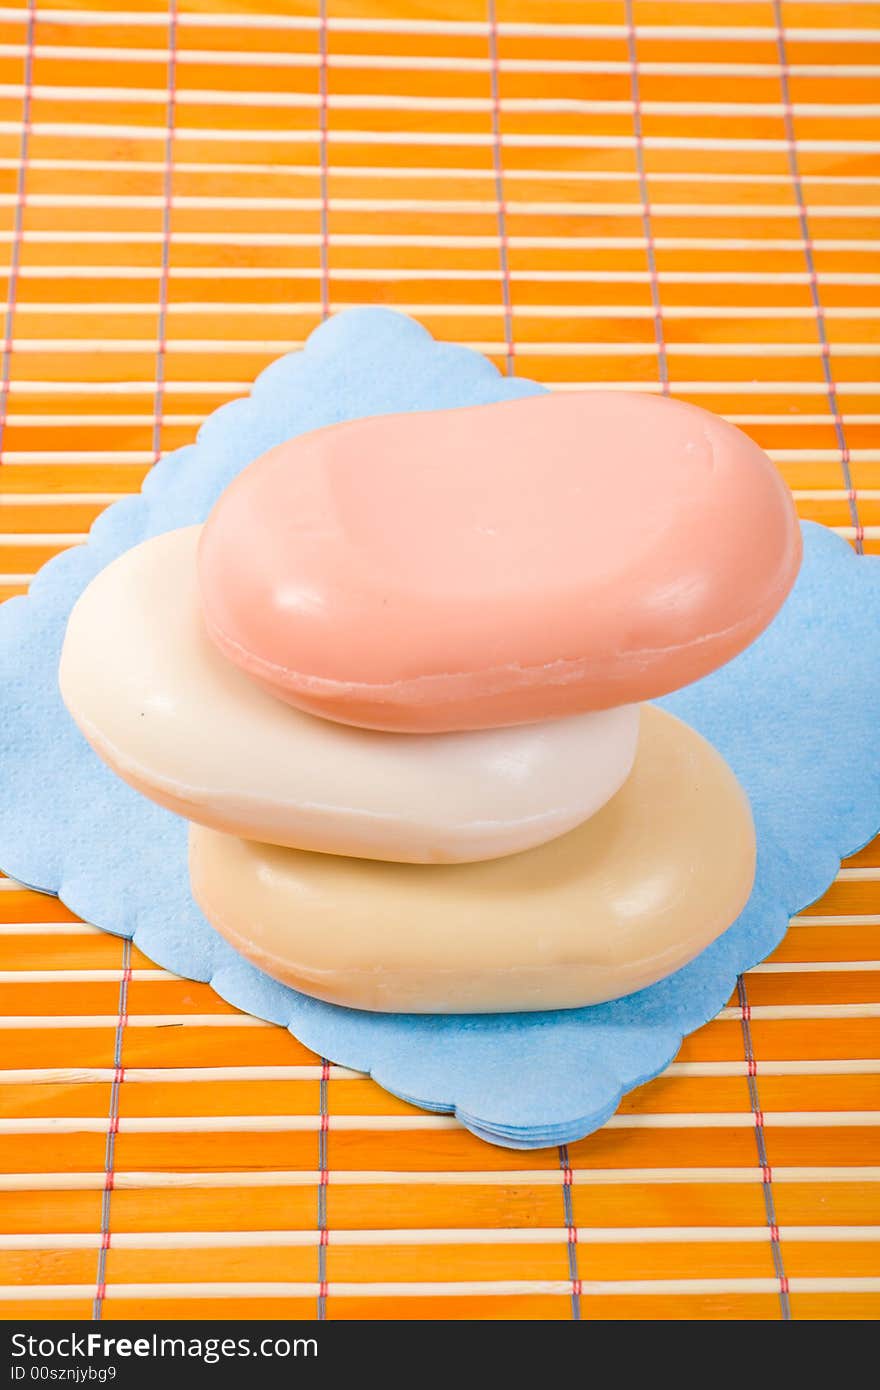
top-left (60, 380), bottom-right (801, 1014)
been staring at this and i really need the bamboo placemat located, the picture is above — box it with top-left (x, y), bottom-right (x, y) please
top-left (0, 0), bottom-right (878, 1322)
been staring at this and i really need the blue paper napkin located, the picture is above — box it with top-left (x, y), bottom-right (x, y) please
top-left (1, 308), bottom-right (878, 1147)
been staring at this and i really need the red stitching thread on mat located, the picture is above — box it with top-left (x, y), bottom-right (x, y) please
top-left (557, 1146), bottom-right (582, 1320)
top-left (93, 938), bottom-right (132, 1320)
top-left (487, 1), bottom-right (515, 376)
top-left (0, 0), bottom-right (36, 466)
top-left (773, 1), bottom-right (862, 553)
top-left (737, 975), bottom-right (792, 1320)
top-left (317, 1055), bottom-right (330, 1318)
top-left (152, 0), bottom-right (178, 468)
top-left (318, 0), bottom-right (330, 321)
top-left (624, 1), bottom-right (669, 394)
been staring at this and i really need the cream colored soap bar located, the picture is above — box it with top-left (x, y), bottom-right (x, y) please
top-left (58, 526), bottom-right (639, 863)
top-left (190, 706), bottom-right (757, 1014)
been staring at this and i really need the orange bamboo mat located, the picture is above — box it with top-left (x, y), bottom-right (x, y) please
top-left (1, 0), bottom-right (879, 1323)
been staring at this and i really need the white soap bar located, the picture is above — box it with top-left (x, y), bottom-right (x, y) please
top-left (59, 526), bottom-right (640, 864)
top-left (189, 706), bottom-right (757, 1014)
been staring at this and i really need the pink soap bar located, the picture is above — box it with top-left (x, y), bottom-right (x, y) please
top-left (199, 391), bottom-right (802, 733)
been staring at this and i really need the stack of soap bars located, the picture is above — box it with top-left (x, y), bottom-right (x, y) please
top-left (60, 391), bottom-right (801, 1015)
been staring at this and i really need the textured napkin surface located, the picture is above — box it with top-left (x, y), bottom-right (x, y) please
top-left (1, 308), bottom-right (878, 1147)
